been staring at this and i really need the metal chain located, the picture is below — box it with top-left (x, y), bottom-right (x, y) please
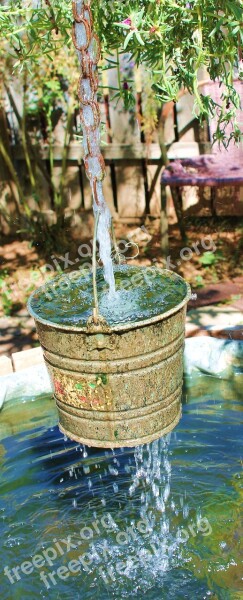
top-left (72, 1), bottom-right (116, 325)
top-left (72, 0), bottom-right (106, 208)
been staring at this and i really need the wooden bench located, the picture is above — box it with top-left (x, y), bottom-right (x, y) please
top-left (161, 80), bottom-right (243, 250)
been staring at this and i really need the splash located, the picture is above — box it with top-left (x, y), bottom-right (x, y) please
top-left (85, 437), bottom-right (185, 595)
top-left (128, 436), bottom-right (181, 574)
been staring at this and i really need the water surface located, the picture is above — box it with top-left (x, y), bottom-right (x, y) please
top-left (29, 266), bottom-right (188, 327)
top-left (0, 374), bottom-right (242, 599)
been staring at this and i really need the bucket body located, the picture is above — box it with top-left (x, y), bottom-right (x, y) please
top-left (29, 269), bottom-right (190, 448)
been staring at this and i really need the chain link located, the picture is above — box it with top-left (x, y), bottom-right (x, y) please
top-left (72, 1), bottom-right (106, 208)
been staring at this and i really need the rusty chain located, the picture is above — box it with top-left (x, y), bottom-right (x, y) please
top-left (72, 0), bottom-right (106, 209)
top-left (72, 1), bottom-right (117, 323)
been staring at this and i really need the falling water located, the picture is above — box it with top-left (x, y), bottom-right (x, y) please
top-left (94, 202), bottom-right (115, 296)
top-left (129, 437), bottom-right (172, 521)
top-left (75, 437), bottom-right (185, 595)
top-left (127, 437), bottom-right (183, 579)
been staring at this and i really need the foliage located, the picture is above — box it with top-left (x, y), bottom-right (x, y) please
top-left (198, 249), bottom-right (227, 265)
top-left (0, 0), bottom-right (242, 146)
top-left (198, 250), bottom-right (218, 266)
top-left (0, 269), bottom-right (14, 315)
top-left (95, 0), bottom-right (243, 145)
top-left (0, 0), bottom-right (242, 249)
top-left (193, 274), bottom-right (205, 287)
top-left (0, 7), bottom-right (79, 245)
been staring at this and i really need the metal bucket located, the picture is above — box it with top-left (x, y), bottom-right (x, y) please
top-left (28, 269), bottom-right (191, 448)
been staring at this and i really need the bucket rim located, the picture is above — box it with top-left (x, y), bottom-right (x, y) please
top-left (27, 268), bottom-right (191, 333)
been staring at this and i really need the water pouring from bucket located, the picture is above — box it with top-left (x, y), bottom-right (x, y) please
top-left (28, 0), bottom-right (191, 448)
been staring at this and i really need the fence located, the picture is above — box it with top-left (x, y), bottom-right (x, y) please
top-left (0, 83), bottom-right (242, 236)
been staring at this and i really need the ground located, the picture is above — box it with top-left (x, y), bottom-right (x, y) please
top-left (0, 216), bottom-right (242, 358)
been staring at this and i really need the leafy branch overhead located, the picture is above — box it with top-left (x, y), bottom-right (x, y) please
top-left (0, 0), bottom-right (242, 145)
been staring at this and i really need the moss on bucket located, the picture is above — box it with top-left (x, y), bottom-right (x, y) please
top-left (28, 267), bottom-right (190, 447)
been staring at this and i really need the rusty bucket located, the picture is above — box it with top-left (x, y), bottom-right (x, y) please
top-left (28, 268), bottom-right (191, 448)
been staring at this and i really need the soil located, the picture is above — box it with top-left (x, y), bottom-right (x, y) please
top-left (0, 216), bottom-right (242, 355)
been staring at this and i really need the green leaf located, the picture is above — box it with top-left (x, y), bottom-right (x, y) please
top-left (134, 30), bottom-right (144, 46)
top-left (124, 30), bottom-right (134, 49)
top-left (198, 252), bottom-right (217, 266)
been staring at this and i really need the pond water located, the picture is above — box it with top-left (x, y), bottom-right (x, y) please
top-left (0, 374), bottom-right (242, 600)
top-left (28, 266), bottom-right (189, 328)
